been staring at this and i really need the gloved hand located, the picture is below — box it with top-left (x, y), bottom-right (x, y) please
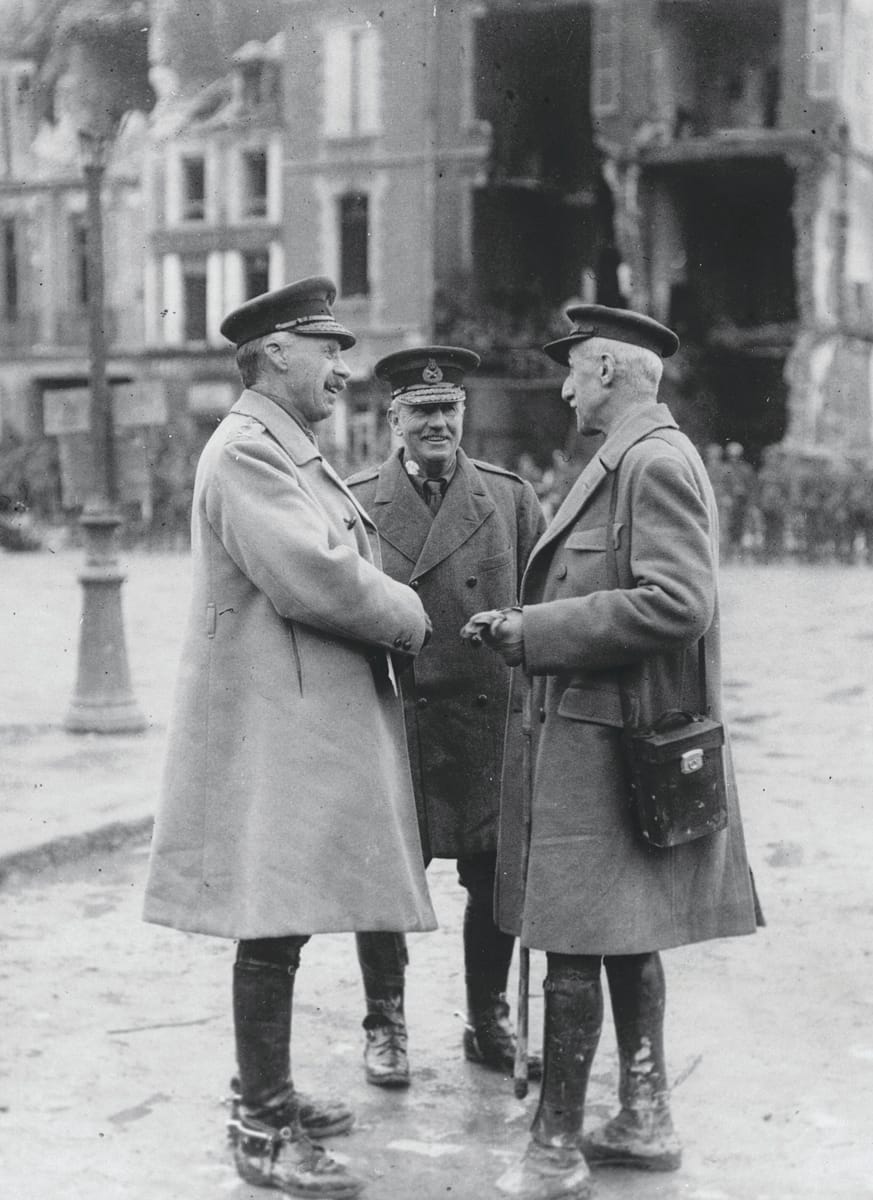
top-left (459, 607), bottom-right (524, 667)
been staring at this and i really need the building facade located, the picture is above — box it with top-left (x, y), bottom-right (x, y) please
top-left (590, 0), bottom-right (873, 460)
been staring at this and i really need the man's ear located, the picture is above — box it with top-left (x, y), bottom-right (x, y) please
top-left (387, 405), bottom-right (401, 435)
top-left (599, 352), bottom-right (616, 386)
top-left (264, 339), bottom-right (287, 371)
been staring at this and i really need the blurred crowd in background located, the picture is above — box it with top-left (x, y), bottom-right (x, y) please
top-left (2, 426), bottom-right (872, 566)
top-left (515, 442), bottom-right (873, 566)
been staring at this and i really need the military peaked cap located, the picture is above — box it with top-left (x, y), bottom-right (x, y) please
top-left (374, 345), bottom-right (480, 405)
top-left (543, 303), bottom-right (679, 365)
top-left (220, 276), bottom-right (356, 349)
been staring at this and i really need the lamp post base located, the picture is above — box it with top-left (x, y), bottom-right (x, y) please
top-left (65, 506), bottom-right (147, 735)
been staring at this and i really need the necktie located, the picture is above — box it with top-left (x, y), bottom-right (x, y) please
top-left (422, 478), bottom-right (445, 513)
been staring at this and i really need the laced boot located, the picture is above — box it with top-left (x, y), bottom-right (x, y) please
top-left (463, 989), bottom-right (542, 1080)
top-left (356, 932), bottom-right (410, 1087)
top-left (582, 952), bottom-right (681, 1173)
top-left (363, 993), bottom-right (409, 1088)
top-left (496, 964), bottom-right (603, 1199)
top-left (228, 1098), bottom-right (364, 1197)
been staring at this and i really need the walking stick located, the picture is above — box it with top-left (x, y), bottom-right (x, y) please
top-left (513, 676), bottom-right (533, 1101)
top-left (514, 943), bottom-right (530, 1099)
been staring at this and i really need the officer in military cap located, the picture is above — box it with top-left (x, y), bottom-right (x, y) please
top-left (463, 304), bottom-right (760, 1198)
top-left (346, 346), bottom-right (545, 1087)
top-left (143, 278), bottom-right (437, 1197)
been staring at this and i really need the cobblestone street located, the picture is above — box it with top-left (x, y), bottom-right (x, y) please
top-left (1, 550), bottom-right (872, 1199)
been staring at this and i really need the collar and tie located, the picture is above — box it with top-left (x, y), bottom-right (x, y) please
top-left (421, 477), bottom-right (447, 513)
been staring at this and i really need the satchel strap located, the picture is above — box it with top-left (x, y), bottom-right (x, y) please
top-left (605, 459), bottom-right (708, 727)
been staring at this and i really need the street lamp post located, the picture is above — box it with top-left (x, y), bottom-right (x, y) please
top-left (64, 129), bottom-right (146, 734)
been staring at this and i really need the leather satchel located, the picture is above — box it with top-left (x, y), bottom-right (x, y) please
top-left (605, 464), bottom-right (728, 848)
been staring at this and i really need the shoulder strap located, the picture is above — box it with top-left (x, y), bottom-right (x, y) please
top-left (605, 459), bottom-right (708, 727)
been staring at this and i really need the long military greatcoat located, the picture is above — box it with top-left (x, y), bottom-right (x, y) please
top-left (496, 403), bottom-right (758, 955)
top-left (143, 390), bottom-right (437, 940)
top-left (347, 448), bottom-right (545, 859)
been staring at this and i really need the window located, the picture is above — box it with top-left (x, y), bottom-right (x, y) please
top-left (2, 218), bottom-right (18, 317)
top-left (808, 0), bottom-right (840, 99)
top-left (348, 408), bottom-right (377, 463)
top-left (592, 6), bottom-right (620, 115)
top-left (324, 26), bottom-right (380, 137)
top-left (70, 214), bottom-right (89, 307)
top-left (181, 155), bottom-right (206, 221)
top-left (338, 192), bottom-right (369, 297)
top-left (241, 62), bottom-right (279, 109)
top-left (243, 250), bottom-right (270, 299)
top-left (242, 149), bottom-right (268, 218)
top-left (182, 258), bottom-right (207, 342)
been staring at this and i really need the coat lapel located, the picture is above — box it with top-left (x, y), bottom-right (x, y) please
top-left (369, 450), bottom-right (433, 566)
top-left (411, 450), bottom-right (496, 580)
top-left (231, 390), bottom-right (376, 530)
top-left (525, 403), bottom-right (680, 575)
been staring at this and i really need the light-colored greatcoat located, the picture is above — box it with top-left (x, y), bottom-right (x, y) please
top-left (143, 390), bottom-right (437, 940)
top-left (496, 402), bottom-right (758, 955)
top-left (347, 448), bottom-right (545, 859)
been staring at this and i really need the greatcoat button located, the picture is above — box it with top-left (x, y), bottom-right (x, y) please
top-left (417, 697), bottom-right (428, 709)
top-left (402, 638), bottom-right (412, 650)
top-left (475, 694), bottom-right (488, 707)
top-left (410, 579), bottom-right (420, 590)
top-left (393, 636), bottom-right (403, 647)
top-left (556, 563), bottom-right (568, 580)
top-left (465, 575), bottom-right (478, 587)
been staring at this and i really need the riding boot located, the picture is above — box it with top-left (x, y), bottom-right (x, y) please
top-left (230, 953), bottom-right (362, 1195)
top-left (496, 961), bottom-right (603, 1199)
top-left (356, 931), bottom-right (410, 1087)
top-left (461, 881), bottom-right (542, 1080)
top-left (582, 952), bottom-right (681, 1172)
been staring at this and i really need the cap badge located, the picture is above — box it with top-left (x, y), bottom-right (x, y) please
top-left (422, 359), bottom-right (443, 384)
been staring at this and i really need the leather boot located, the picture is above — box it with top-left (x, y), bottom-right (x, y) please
top-left (228, 1098), bottom-right (364, 1197)
top-left (582, 952), bottom-right (681, 1172)
top-left (362, 993), bottom-right (409, 1087)
top-left (232, 956), bottom-right (361, 1194)
top-left (496, 965), bottom-right (602, 1199)
top-left (356, 931), bottom-right (410, 1087)
top-left (228, 1076), bottom-right (353, 1140)
top-left (461, 883), bottom-right (542, 1079)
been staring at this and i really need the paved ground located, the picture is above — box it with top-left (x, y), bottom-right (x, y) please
top-left (1, 548), bottom-right (873, 1199)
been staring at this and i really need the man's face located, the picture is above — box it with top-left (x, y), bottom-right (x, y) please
top-left (389, 400), bottom-right (465, 476)
top-left (275, 334), bottom-right (351, 425)
top-left (562, 343), bottom-right (606, 435)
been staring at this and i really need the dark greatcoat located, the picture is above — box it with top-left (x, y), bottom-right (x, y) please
top-left (496, 403), bottom-right (758, 955)
top-left (347, 448), bottom-right (545, 859)
top-left (143, 390), bottom-right (436, 940)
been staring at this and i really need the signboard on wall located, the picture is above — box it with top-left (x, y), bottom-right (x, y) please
top-left (113, 380), bottom-right (168, 428)
top-left (188, 380), bottom-right (236, 414)
top-left (43, 388), bottom-right (91, 436)
top-left (43, 381), bottom-right (169, 435)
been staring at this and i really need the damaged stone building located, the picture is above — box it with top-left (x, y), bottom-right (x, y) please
top-left (284, 0), bottom-right (873, 466)
top-left (591, 0), bottom-right (873, 462)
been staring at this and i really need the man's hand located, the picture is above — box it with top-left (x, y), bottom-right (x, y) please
top-left (460, 607), bottom-right (524, 667)
top-left (422, 612), bottom-right (433, 648)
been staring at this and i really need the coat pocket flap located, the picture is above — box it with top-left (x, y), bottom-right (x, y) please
top-left (565, 523), bottom-right (623, 552)
top-left (557, 685), bottom-right (624, 727)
